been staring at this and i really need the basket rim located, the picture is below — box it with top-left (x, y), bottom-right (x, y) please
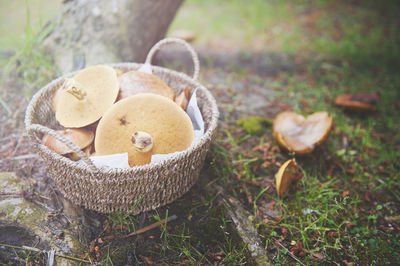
top-left (25, 62), bottom-right (219, 176)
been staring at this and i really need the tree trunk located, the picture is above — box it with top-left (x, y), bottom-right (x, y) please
top-left (44, 0), bottom-right (183, 74)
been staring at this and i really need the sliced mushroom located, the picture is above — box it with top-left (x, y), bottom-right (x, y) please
top-left (42, 128), bottom-right (94, 157)
top-left (275, 158), bottom-right (302, 197)
top-left (334, 92), bottom-right (380, 111)
top-left (55, 65), bottom-right (119, 128)
top-left (95, 93), bottom-right (194, 166)
top-left (117, 71), bottom-right (175, 101)
top-left (273, 111), bottom-right (333, 154)
top-left (175, 87), bottom-right (191, 110)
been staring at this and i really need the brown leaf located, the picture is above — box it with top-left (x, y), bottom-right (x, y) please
top-left (327, 231), bottom-right (338, 238)
top-left (95, 246), bottom-right (101, 260)
top-left (104, 220), bottom-right (111, 234)
top-left (343, 259), bottom-right (355, 266)
top-left (342, 190), bottom-right (350, 197)
top-left (103, 235), bottom-right (114, 240)
top-left (139, 255), bottom-right (154, 265)
top-left (262, 161), bottom-right (271, 169)
top-left (89, 241), bottom-right (95, 253)
top-left (364, 193), bottom-right (371, 202)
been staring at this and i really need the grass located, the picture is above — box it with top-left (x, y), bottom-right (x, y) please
top-left (0, 4), bottom-right (55, 114)
top-left (226, 55), bottom-right (400, 263)
top-left (170, 0), bottom-right (400, 62)
top-left (1, 0), bottom-right (400, 264)
top-left (0, 0), bottom-right (59, 49)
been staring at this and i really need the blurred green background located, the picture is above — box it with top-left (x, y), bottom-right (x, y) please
top-left (1, 0), bottom-right (399, 66)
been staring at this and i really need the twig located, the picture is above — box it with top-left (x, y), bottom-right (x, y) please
top-left (0, 244), bottom-right (91, 264)
top-left (11, 135), bottom-right (24, 157)
top-left (274, 239), bottom-right (306, 266)
top-left (34, 191), bottom-right (51, 200)
top-left (49, 184), bottom-right (62, 208)
top-left (126, 214), bottom-right (177, 237)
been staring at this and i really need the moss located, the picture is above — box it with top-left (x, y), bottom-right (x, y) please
top-left (237, 116), bottom-right (271, 136)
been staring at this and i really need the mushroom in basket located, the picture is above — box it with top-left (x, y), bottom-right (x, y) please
top-left (54, 65), bottom-right (119, 128)
top-left (42, 128), bottom-right (94, 161)
top-left (117, 71), bottom-right (176, 101)
top-left (95, 93), bottom-right (195, 166)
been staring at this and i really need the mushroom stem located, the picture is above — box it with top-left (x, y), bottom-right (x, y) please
top-left (131, 131), bottom-right (153, 152)
top-left (63, 78), bottom-right (87, 100)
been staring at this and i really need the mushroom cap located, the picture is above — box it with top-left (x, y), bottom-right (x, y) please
top-left (55, 65), bottom-right (119, 128)
top-left (117, 71), bottom-right (175, 101)
top-left (95, 93), bottom-right (195, 166)
top-left (275, 158), bottom-right (302, 197)
top-left (334, 92), bottom-right (380, 111)
top-left (51, 88), bottom-right (62, 113)
top-left (273, 111), bottom-right (333, 154)
top-left (42, 128), bottom-right (94, 155)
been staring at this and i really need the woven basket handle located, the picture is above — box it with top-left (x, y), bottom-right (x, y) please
top-left (144, 37), bottom-right (200, 81)
top-left (27, 124), bottom-right (98, 172)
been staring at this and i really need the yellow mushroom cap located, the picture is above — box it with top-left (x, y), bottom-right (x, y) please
top-left (275, 158), bottom-right (302, 198)
top-left (51, 88), bottom-right (62, 113)
top-left (55, 65), bottom-right (119, 128)
top-left (95, 93), bottom-right (195, 166)
top-left (42, 128), bottom-right (94, 155)
top-left (273, 111), bottom-right (333, 154)
top-left (117, 71), bottom-right (175, 101)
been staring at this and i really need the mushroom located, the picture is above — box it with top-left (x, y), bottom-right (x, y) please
top-left (95, 93), bottom-right (195, 166)
top-left (334, 92), bottom-right (380, 111)
top-left (275, 158), bottom-right (302, 198)
top-left (273, 111), bottom-right (333, 154)
top-left (55, 65), bottom-right (119, 128)
top-left (51, 88), bottom-right (62, 113)
top-left (42, 128), bottom-right (94, 159)
top-left (175, 87), bottom-right (191, 110)
top-left (117, 71), bottom-right (175, 101)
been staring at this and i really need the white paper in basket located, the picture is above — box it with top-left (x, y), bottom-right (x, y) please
top-left (88, 89), bottom-right (204, 169)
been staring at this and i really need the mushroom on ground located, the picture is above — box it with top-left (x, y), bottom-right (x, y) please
top-left (55, 65), bottom-right (119, 128)
top-left (42, 128), bottom-right (94, 158)
top-left (273, 111), bottom-right (333, 154)
top-left (275, 158), bottom-right (302, 197)
top-left (117, 71), bottom-right (175, 101)
top-left (95, 93), bottom-right (194, 166)
top-left (175, 87), bottom-right (191, 110)
top-left (334, 92), bottom-right (380, 111)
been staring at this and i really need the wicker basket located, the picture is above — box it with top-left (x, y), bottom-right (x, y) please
top-left (25, 38), bottom-right (219, 214)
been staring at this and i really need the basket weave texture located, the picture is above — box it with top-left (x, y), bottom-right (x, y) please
top-left (25, 46), bottom-right (219, 214)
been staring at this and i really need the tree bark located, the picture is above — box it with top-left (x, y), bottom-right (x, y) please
top-left (44, 0), bottom-right (183, 74)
